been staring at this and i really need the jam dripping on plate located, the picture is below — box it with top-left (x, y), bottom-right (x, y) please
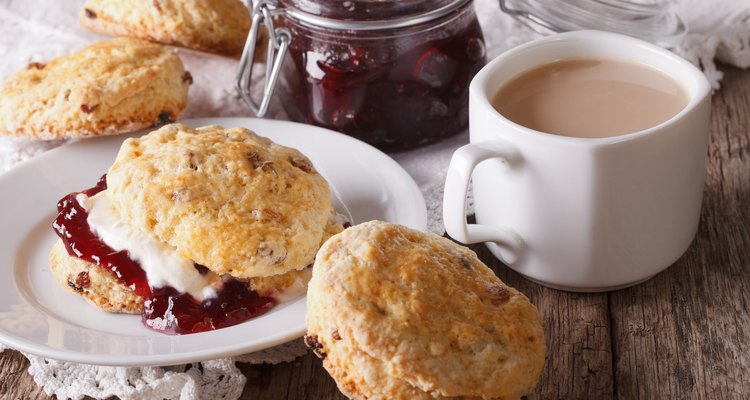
top-left (52, 175), bottom-right (277, 335)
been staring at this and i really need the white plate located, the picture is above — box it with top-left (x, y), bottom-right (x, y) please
top-left (0, 117), bottom-right (426, 366)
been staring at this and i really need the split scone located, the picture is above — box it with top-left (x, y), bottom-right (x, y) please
top-left (79, 0), bottom-right (252, 57)
top-left (0, 38), bottom-right (190, 140)
top-left (51, 124), bottom-right (344, 334)
top-left (306, 221), bottom-right (546, 400)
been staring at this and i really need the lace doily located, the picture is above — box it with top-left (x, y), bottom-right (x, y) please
top-left (0, 340), bottom-right (307, 400)
top-left (0, 0), bottom-right (748, 399)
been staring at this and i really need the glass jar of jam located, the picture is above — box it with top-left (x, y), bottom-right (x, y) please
top-left (237, 0), bottom-right (486, 151)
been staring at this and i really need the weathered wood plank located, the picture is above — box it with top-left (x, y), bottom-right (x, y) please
top-left (0, 349), bottom-right (49, 400)
top-left (474, 244), bottom-right (614, 400)
top-left (610, 64), bottom-right (750, 400)
top-left (240, 353), bottom-right (346, 399)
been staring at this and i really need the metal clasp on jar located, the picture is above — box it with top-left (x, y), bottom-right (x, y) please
top-left (236, 0), bottom-right (290, 117)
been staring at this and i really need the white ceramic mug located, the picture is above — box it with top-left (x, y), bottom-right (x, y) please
top-left (443, 30), bottom-right (711, 292)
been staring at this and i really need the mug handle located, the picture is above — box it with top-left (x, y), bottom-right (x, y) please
top-left (443, 139), bottom-right (524, 264)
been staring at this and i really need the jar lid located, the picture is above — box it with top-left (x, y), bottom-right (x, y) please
top-left (500, 0), bottom-right (687, 48)
top-left (277, 0), bottom-right (472, 30)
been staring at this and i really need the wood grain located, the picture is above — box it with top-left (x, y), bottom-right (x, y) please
top-left (475, 244), bottom-right (615, 400)
top-left (609, 65), bottom-right (750, 400)
top-left (240, 355), bottom-right (345, 399)
top-left (1, 64), bottom-right (748, 400)
top-left (0, 349), bottom-right (47, 400)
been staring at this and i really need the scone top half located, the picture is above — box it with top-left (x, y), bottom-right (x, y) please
top-left (106, 123), bottom-right (335, 278)
top-left (307, 221), bottom-right (546, 400)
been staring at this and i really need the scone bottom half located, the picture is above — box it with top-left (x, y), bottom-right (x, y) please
top-left (50, 124), bottom-right (346, 335)
top-left (305, 221), bottom-right (546, 400)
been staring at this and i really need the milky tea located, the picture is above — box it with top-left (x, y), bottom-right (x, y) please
top-left (491, 59), bottom-right (689, 138)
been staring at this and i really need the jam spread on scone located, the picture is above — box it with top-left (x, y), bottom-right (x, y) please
top-left (49, 124), bottom-right (346, 335)
top-left (54, 176), bottom-right (149, 298)
top-left (53, 175), bottom-right (277, 334)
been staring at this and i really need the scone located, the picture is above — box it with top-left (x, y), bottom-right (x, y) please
top-left (0, 37), bottom-right (190, 140)
top-left (106, 123), bottom-right (335, 278)
top-left (306, 221), bottom-right (546, 400)
top-left (50, 240), bottom-right (144, 314)
top-left (51, 124), bottom-right (344, 334)
top-left (79, 0), bottom-right (251, 57)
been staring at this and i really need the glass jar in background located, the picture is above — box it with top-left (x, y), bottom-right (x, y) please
top-left (499, 0), bottom-right (687, 48)
top-left (238, 0), bottom-right (486, 151)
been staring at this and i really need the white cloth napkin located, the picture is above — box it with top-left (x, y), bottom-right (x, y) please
top-left (0, 0), bottom-right (747, 398)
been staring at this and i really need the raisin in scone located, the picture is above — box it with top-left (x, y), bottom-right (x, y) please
top-left (79, 0), bottom-right (251, 57)
top-left (50, 124), bottom-right (343, 334)
top-left (0, 38), bottom-right (190, 140)
top-left (50, 240), bottom-right (144, 314)
top-left (306, 221), bottom-right (546, 400)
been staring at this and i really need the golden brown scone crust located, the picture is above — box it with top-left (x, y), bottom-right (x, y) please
top-left (79, 0), bottom-right (251, 57)
top-left (49, 239), bottom-right (143, 314)
top-left (308, 278), bottom-right (451, 400)
top-left (0, 37), bottom-right (190, 140)
top-left (106, 123), bottom-right (335, 279)
top-left (314, 329), bottom-right (443, 400)
top-left (306, 221), bottom-right (546, 400)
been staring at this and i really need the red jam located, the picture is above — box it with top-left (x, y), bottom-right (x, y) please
top-left (52, 175), bottom-right (277, 335)
top-left (277, 0), bottom-right (486, 151)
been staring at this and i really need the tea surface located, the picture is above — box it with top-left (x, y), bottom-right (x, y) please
top-left (492, 59), bottom-right (689, 138)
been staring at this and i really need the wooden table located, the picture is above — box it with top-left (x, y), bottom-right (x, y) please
top-left (1, 64), bottom-right (748, 400)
